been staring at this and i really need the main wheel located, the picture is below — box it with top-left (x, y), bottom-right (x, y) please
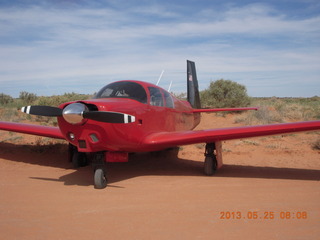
top-left (72, 151), bottom-right (88, 168)
top-left (204, 156), bottom-right (217, 176)
top-left (94, 168), bottom-right (108, 189)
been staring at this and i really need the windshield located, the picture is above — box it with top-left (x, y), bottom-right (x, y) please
top-left (94, 81), bottom-right (147, 104)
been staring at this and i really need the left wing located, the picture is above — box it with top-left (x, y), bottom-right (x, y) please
top-left (0, 121), bottom-right (64, 139)
top-left (143, 121), bottom-right (320, 149)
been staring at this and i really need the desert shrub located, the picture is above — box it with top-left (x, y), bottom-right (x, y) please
top-left (172, 92), bottom-right (187, 101)
top-left (235, 97), bottom-right (320, 125)
top-left (200, 79), bottom-right (251, 108)
top-left (235, 105), bottom-right (283, 125)
top-left (35, 92), bottom-right (91, 106)
top-left (0, 92), bottom-right (91, 124)
top-left (0, 93), bottom-right (13, 105)
top-left (19, 91), bottom-right (37, 104)
top-left (17, 91), bottom-right (91, 107)
top-left (252, 106), bottom-right (283, 124)
top-left (1, 108), bottom-right (18, 121)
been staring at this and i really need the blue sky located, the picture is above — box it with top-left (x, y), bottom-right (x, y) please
top-left (0, 0), bottom-right (319, 97)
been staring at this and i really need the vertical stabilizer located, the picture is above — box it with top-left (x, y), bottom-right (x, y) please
top-left (187, 60), bottom-right (201, 109)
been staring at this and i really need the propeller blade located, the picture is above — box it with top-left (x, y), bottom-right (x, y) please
top-left (21, 105), bottom-right (63, 117)
top-left (83, 111), bottom-right (136, 124)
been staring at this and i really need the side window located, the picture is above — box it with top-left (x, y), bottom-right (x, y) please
top-left (148, 87), bottom-right (164, 107)
top-left (163, 91), bottom-right (174, 108)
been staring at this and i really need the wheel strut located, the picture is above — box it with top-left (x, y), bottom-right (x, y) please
top-left (68, 144), bottom-right (88, 168)
top-left (204, 142), bottom-right (217, 176)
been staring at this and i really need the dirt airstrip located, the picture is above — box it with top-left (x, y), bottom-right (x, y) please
top-left (0, 113), bottom-right (319, 240)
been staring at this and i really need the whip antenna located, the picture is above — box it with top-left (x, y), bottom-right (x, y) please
top-left (156, 70), bottom-right (165, 86)
top-left (168, 80), bottom-right (173, 92)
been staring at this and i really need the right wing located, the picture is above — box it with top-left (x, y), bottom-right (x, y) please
top-left (143, 121), bottom-right (320, 149)
top-left (0, 121), bottom-right (64, 139)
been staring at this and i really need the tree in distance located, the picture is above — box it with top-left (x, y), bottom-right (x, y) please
top-left (200, 79), bottom-right (251, 108)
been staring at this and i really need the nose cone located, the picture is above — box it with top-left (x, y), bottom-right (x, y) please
top-left (62, 103), bottom-right (88, 124)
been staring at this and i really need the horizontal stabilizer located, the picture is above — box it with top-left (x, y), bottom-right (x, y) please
top-left (192, 107), bottom-right (258, 113)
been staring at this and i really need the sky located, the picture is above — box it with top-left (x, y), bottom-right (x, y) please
top-left (0, 0), bottom-right (319, 97)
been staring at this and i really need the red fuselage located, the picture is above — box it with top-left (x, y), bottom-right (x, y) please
top-left (57, 80), bottom-right (200, 153)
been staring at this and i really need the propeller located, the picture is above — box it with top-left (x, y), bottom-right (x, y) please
top-left (83, 111), bottom-right (135, 124)
top-left (20, 103), bottom-right (136, 124)
top-left (21, 106), bottom-right (62, 117)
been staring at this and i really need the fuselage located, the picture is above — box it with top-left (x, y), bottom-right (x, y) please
top-left (57, 80), bottom-right (200, 153)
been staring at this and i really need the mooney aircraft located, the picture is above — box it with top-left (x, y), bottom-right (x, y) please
top-left (0, 60), bottom-right (319, 189)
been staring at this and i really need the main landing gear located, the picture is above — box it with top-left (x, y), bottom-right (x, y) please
top-left (68, 144), bottom-right (88, 168)
top-left (204, 143), bottom-right (218, 176)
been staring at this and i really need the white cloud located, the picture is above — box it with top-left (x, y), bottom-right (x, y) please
top-left (0, 2), bottom-right (319, 97)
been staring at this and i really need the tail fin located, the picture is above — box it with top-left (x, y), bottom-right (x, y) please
top-left (187, 60), bottom-right (201, 109)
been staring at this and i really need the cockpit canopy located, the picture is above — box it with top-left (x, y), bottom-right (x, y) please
top-left (95, 81), bottom-right (174, 108)
top-left (95, 81), bottom-right (148, 104)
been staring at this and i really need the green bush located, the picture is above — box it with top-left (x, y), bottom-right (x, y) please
top-left (200, 79), bottom-right (251, 108)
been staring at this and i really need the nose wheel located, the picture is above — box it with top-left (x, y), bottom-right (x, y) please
top-left (94, 168), bottom-right (108, 189)
top-left (92, 152), bottom-right (108, 189)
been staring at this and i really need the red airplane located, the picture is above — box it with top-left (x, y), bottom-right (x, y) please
top-left (1, 60), bottom-right (319, 189)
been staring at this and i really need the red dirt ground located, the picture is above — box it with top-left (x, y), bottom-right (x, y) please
top-left (0, 113), bottom-right (319, 240)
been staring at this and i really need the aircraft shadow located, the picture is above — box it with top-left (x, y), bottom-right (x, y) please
top-left (107, 150), bottom-right (320, 184)
top-left (1, 143), bottom-right (319, 188)
top-left (0, 142), bottom-right (70, 168)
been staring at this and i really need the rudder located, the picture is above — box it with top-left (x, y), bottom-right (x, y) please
top-left (187, 60), bottom-right (201, 109)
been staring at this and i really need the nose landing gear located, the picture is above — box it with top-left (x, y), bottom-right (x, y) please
top-left (92, 152), bottom-right (108, 189)
top-left (69, 145), bottom-right (108, 189)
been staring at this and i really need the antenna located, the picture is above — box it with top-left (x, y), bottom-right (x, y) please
top-left (156, 70), bottom-right (165, 86)
top-left (168, 80), bottom-right (173, 92)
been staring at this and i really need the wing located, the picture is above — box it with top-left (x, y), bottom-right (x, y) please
top-left (143, 121), bottom-right (320, 149)
top-left (0, 121), bottom-right (64, 139)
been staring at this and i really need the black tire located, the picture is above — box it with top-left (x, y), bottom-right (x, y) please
top-left (68, 144), bottom-right (75, 162)
top-left (94, 168), bottom-right (108, 189)
top-left (72, 151), bottom-right (88, 168)
top-left (204, 156), bottom-right (217, 176)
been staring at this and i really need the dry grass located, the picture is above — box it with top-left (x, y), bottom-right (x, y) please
top-left (312, 137), bottom-right (320, 150)
top-left (0, 92), bottom-right (91, 126)
top-left (235, 97), bottom-right (320, 125)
